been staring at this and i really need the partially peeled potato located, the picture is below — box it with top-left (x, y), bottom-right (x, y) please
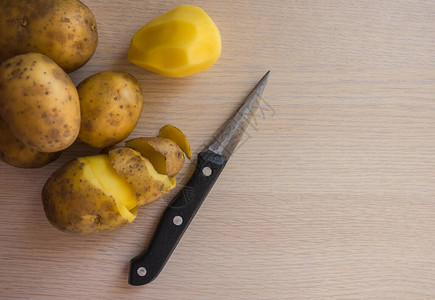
top-left (42, 154), bottom-right (138, 234)
top-left (41, 125), bottom-right (190, 234)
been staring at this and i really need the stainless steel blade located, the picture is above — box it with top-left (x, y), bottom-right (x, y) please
top-left (206, 71), bottom-right (270, 159)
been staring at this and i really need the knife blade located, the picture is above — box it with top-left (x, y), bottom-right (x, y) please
top-left (129, 71), bottom-right (270, 285)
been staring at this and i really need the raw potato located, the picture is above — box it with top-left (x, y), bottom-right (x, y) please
top-left (42, 154), bottom-right (138, 234)
top-left (128, 5), bottom-right (221, 77)
top-left (109, 147), bottom-right (176, 206)
top-left (0, 118), bottom-right (61, 168)
top-left (0, 53), bottom-right (81, 152)
top-left (126, 137), bottom-right (185, 177)
top-left (159, 124), bottom-right (192, 159)
top-left (0, 0), bottom-right (98, 73)
top-left (77, 71), bottom-right (143, 148)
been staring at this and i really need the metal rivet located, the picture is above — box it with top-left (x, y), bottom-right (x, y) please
top-left (137, 267), bottom-right (147, 277)
top-left (202, 167), bottom-right (212, 177)
top-left (173, 216), bottom-right (183, 226)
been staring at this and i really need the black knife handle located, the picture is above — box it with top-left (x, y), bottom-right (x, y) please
top-left (128, 151), bottom-right (227, 286)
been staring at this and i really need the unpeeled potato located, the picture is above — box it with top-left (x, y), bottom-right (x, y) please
top-left (77, 71), bottom-right (143, 148)
top-left (0, 0), bottom-right (98, 73)
top-left (0, 118), bottom-right (61, 168)
top-left (0, 53), bottom-right (81, 152)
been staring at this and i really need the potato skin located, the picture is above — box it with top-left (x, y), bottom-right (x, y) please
top-left (0, 0), bottom-right (98, 73)
top-left (0, 53), bottom-right (81, 152)
top-left (127, 137), bottom-right (185, 176)
top-left (0, 118), bottom-right (61, 168)
top-left (159, 124), bottom-right (192, 159)
top-left (109, 147), bottom-right (176, 206)
top-left (42, 158), bottom-right (134, 234)
top-left (141, 137), bottom-right (185, 176)
top-left (77, 71), bottom-right (143, 148)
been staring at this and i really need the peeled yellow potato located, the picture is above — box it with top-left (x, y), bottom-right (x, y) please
top-left (126, 137), bottom-right (185, 177)
top-left (109, 147), bottom-right (176, 206)
top-left (128, 5), bottom-right (221, 77)
top-left (0, 118), bottom-right (61, 168)
top-left (42, 154), bottom-right (137, 234)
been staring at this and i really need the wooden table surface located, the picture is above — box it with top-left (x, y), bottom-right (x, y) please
top-left (2, 0), bottom-right (435, 299)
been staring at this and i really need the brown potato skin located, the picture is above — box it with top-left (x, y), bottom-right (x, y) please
top-left (159, 124), bottom-right (192, 159)
top-left (41, 158), bottom-right (132, 234)
top-left (142, 137), bottom-right (185, 176)
top-left (109, 147), bottom-right (176, 206)
top-left (0, 0), bottom-right (98, 73)
top-left (0, 118), bottom-right (61, 168)
top-left (77, 71), bottom-right (143, 148)
top-left (127, 137), bottom-right (185, 176)
top-left (0, 53), bottom-right (81, 152)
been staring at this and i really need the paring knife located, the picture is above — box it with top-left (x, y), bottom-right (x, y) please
top-left (128, 71), bottom-right (270, 285)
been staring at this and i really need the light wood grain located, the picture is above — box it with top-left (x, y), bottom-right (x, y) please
top-left (1, 0), bottom-right (435, 299)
